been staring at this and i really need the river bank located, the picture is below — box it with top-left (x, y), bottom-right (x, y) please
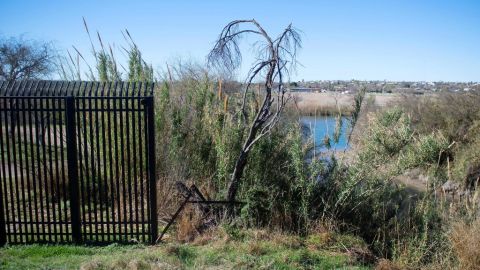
top-left (292, 92), bottom-right (401, 116)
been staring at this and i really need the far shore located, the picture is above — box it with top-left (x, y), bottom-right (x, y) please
top-left (291, 91), bottom-right (403, 115)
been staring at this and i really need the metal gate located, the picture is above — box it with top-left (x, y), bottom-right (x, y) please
top-left (0, 81), bottom-right (157, 245)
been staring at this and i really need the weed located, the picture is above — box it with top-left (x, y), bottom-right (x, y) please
top-left (449, 219), bottom-right (480, 270)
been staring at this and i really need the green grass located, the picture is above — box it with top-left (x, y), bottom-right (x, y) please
top-left (0, 230), bottom-right (373, 269)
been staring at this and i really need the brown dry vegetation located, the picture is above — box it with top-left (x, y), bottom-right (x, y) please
top-left (291, 92), bottom-right (402, 116)
top-left (449, 219), bottom-right (480, 270)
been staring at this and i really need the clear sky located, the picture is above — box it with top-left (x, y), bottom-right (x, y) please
top-left (1, 0), bottom-right (479, 82)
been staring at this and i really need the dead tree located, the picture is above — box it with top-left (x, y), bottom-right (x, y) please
top-left (208, 19), bottom-right (302, 203)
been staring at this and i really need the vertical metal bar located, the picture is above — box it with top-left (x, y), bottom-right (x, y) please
top-left (14, 81), bottom-right (29, 242)
top-left (81, 82), bottom-right (93, 241)
top-left (39, 82), bottom-right (53, 241)
top-left (2, 97), bottom-right (12, 244)
top-left (14, 87), bottom-right (27, 243)
top-left (113, 82), bottom-right (122, 240)
top-left (125, 83), bottom-right (133, 240)
top-left (76, 82), bottom-right (87, 242)
top-left (57, 81), bottom-right (69, 242)
top-left (119, 83), bottom-right (127, 241)
top-left (45, 82), bottom-right (57, 242)
top-left (99, 83), bottom-right (110, 241)
top-left (33, 94), bottom-right (45, 241)
top-left (27, 81), bottom-right (41, 242)
top-left (51, 82), bottom-right (63, 243)
top-left (138, 84), bottom-right (146, 242)
top-left (0, 97), bottom-right (8, 244)
top-left (6, 83), bottom-right (21, 242)
top-left (145, 96), bottom-right (157, 244)
top-left (3, 80), bottom-right (11, 95)
top-left (88, 83), bottom-right (99, 242)
top-left (94, 84), bottom-right (104, 242)
top-left (8, 86), bottom-right (19, 244)
top-left (9, 96), bottom-right (24, 242)
top-left (0, 168), bottom-right (5, 246)
top-left (64, 84), bottom-right (76, 241)
top-left (18, 81), bottom-right (32, 242)
top-left (0, 99), bottom-right (7, 246)
top-left (32, 84), bottom-right (46, 241)
top-left (18, 82), bottom-right (33, 243)
top-left (143, 94), bottom-right (150, 243)
top-left (106, 82), bottom-right (116, 241)
top-left (65, 96), bottom-right (82, 244)
top-left (95, 82), bottom-right (109, 242)
top-left (9, 82), bottom-right (23, 242)
top-left (0, 98), bottom-right (13, 241)
top-left (131, 83), bottom-right (139, 240)
top-left (45, 82), bottom-right (59, 242)
top-left (100, 83), bottom-right (110, 241)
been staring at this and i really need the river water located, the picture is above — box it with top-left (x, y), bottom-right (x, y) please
top-left (300, 116), bottom-right (350, 152)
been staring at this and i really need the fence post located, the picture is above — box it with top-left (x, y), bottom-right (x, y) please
top-left (65, 96), bottom-right (82, 244)
top-left (145, 96), bottom-right (158, 244)
top-left (0, 176), bottom-right (6, 246)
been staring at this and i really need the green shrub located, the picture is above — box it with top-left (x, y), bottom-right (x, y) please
top-left (316, 108), bottom-right (452, 258)
top-left (153, 63), bottom-right (323, 232)
top-left (397, 93), bottom-right (480, 186)
top-left (397, 131), bottom-right (449, 174)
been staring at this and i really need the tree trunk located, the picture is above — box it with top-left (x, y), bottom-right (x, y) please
top-left (226, 65), bottom-right (274, 203)
top-left (227, 149), bottom-right (249, 202)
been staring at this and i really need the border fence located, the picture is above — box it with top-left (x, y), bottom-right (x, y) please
top-left (0, 81), bottom-right (157, 245)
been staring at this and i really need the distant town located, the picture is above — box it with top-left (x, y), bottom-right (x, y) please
top-left (289, 80), bottom-right (480, 94)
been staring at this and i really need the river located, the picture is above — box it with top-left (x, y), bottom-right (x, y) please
top-left (300, 116), bottom-right (350, 152)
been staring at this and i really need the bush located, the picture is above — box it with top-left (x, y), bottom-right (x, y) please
top-left (397, 92), bottom-right (480, 187)
top-left (356, 108), bottom-right (413, 170)
top-left (397, 132), bottom-right (449, 173)
top-left (320, 108), bottom-right (452, 259)
top-left (154, 62), bottom-right (323, 233)
top-left (397, 92), bottom-right (480, 142)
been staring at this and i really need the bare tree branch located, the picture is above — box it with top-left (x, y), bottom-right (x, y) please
top-left (0, 36), bottom-right (56, 136)
top-left (0, 36), bottom-right (55, 83)
top-left (207, 19), bottom-right (302, 203)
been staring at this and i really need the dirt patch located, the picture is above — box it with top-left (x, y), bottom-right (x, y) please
top-left (394, 168), bottom-right (429, 194)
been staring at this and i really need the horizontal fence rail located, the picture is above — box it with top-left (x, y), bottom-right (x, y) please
top-left (0, 81), bottom-right (157, 245)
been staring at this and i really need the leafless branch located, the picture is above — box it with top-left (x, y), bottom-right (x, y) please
top-left (207, 19), bottom-right (302, 203)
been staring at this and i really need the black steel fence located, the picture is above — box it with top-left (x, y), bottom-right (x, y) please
top-left (0, 81), bottom-right (157, 245)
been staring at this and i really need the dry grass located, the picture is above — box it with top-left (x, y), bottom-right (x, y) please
top-left (290, 92), bottom-right (354, 116)
top-left (156, 176), bottom-right (180, 222)
top-left (290, 92), bottom-right (401, 116)
top-left (449, 219), bottom-right (480, 270)
top-left (157, 178), bottom-right (219, 243)
top-left (374, 259), bottom-right (403, 270)
top-left (176, 204), bottom-right (204, 242)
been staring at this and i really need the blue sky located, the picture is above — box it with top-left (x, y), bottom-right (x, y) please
top-left (1, 0), bottom-right (479, 82)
